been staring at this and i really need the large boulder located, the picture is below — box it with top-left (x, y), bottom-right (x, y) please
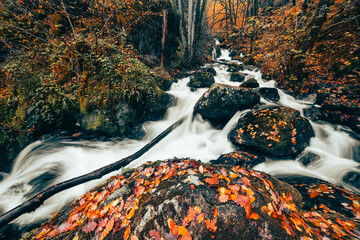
top-left (203, 66), bottom-right (217, 76)
top-left (258, 87), bottom-right (280, 102)
top-left (24, 159), bottom-right (307, 240)
top-left (210, 151), bottom-right (265, 168)
top-left (25, 159), bottom-right (360, 240)
top-left (229, 107), bottom-right (315, 157)
top-left (230, 72), bottom-right (246, 82)
top-left (188, 71), bottom-right (215, 90)
top-left (240, 78), bottom-right (259, 88)
top-left (194, 83), bottom-right (260, 127)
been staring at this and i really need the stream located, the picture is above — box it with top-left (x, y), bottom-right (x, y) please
top-left (0, 49), bottom-right (359, 228)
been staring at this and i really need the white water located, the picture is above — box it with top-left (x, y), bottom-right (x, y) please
top-left (1, 50), bottom-right (360, 225)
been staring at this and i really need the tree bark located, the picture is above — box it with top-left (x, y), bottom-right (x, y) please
top-left (177, 0), bottom-right (186, 55)
top-left (161, 0), bottom-right (168, 67)
top-left (0, 116), bottom-right (186, 228)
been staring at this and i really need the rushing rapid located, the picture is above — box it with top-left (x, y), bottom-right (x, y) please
top-left (0, 49), bottom-right (359, 225)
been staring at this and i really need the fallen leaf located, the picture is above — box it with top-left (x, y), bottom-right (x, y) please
top-left (100, 219), bottom-right (114, 240)
top-left (82, 221), bottom-right (97, 233)
top-left (168, 218), bottom-right (179, 235)
top-left (213, 206), bottom-right (218, 218)
top-left (178, 226), bottom-right (189, 237)
top-left (124, 225), bottom-right (131, 240)
top-left (218, 194), bottom-right (229, 203)
top-left (205, 219), bottom-right (217, 233)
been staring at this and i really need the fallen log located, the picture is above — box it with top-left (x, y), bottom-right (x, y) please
top-left (0, 116), bottom-right (186, 228)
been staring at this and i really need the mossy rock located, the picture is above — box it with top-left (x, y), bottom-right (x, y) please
top-left (230, 72), bottom-right (246, 82)
top-left (229, 107), bottom-right (315, 157)
top-left (194, 83), bottom-right (260, 127)
top-left (210, 151), bottom-right (265, 168)
top-left (188, 71), bottom-right (215, 89)
top-left (203, 66), bottom-right (217, 76)
top-left (258, 87), bottom-right (280, 102)
top-left (240, 78), bottom-right (259, 88)
top-left (24, 159), bottom-right (311, 240)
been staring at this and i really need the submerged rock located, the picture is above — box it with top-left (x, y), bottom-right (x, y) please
top-left (297, 152), bottom-right (321, 166)
top-left (230, 72), bottom-right (246, 82)
top-left (25, 159), bottom-right (360, 240)
top-left (258, 87), bottom-right (280, 102)
top-left (229, 107), bottom-right (315, 157)
top-left (188, 71), bottom-right (215, 90)
top-left (194, 83), bottom-right (260, 127)
top-left (210, 151), bottom-right (265, 168)
top-left (240, 78), bottom-right (259, 88)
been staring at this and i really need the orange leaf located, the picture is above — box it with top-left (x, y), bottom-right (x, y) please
top-left (194, 206), bottom-right (202, 214)
top-left (48, 229), bottom-right (58, 237)
top-left (218, 194), bottom-right (229, 203)
top-left (213, 206), bottom-right (218, 218)
top-left (168, 218), bottom-right (179, 235)
top-left (205, 174), bottom-right (219, 186)
top-left (249, 212), bottom-right (259, 220)
top-left (123, 225), bottom-right (131, 240)
top-left (196, 213), bottom-right (205, 223)
top-left (205, 219), bottom-right (217, 233)
top-left (100, 219), bottom-right (114, 240)
top-left (178, 226), bottom-right (189, 237)
top-left (130, 235), bottom-right (139, 240)
top-left (188, 206), bottom-right (196, 222)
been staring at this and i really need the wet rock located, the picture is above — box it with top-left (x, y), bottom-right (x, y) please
top-left (210, 151), bottom-right (265, 168)
top-left (27, 159), bottom-right (306, 240)
top-left (188, 71), bottom-right (215, 89)
top-left (229, 107), bottom-right (315, 157)
top-left (194, 83), bottom-right (260, 127)
top-left (258, 87), bottom-right (280, 102)
top-left (203, 66), bottom-right (217, 76)
top-left (77, 90), bottom-right (172, 138)
top-left (229, 50), bottom-right (237, 58)
top-left (278, 175), bottom-right (357, 218)
top-left (297, 152), bottom-right (321, 166)
top-left (240, 78), bottom-right (259, 88)
top-left (230, 72), bottom-right (246, 82)
top-left (343, 171), bottom-right (360, 189)
top-left (226, 63), bottom-right (244, 72)
top-left (304, 106), bottom-right (360, 135)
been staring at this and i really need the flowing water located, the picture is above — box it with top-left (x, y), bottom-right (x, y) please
top-left (1, 49), bottom-right (360, 226)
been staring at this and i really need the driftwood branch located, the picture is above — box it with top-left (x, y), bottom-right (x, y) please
top-left (0, 116), bottom-right (186, 228)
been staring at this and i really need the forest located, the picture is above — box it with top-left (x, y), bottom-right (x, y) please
top-left (0, 0), bottom-right (359, 239)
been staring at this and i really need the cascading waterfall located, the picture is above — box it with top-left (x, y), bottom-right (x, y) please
top-left (0, 48), bottom-right (359, 226)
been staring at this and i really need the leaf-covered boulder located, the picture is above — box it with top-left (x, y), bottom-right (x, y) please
top-left (210, 151), bottom-right (265, 168)
top-left (259, 87), bottom-right (280, 102)
top-left (24, 159), bottom-right (360, 240)
top-left (188, 71), bottom-right (215, 90)
top-left (229, 107), bottom-right (315, 157)
top-left (240, 78), bottom-right (259, 88)
top-left (230, 72), bottom-right (246, 82)
top-left (203, 66), bottom-right (217, 76)
top-left (194, 83), bottom-right (260, 127)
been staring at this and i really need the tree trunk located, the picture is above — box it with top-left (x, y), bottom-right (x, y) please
top-left (0, 117), bottom-right (186, 228)
top-left (177, 0), bottom-right (187, 55)
top-left (161, 1), bottom-right (167, 67)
